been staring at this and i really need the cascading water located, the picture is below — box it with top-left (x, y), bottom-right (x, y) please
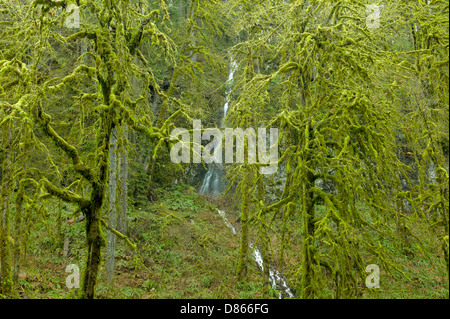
top-left (218, 209), bottom-right (294, 299)
top-left (200, 54), bottom-right (294, 299)
top-left (199, 167), bottom-right (224, 197)
top-left (250, 244), bottom-right (295, 299)
top-left (199, 54), bottom-right (237, 197)
top-left (218, 209), bottom-right (236, 235)
top-left (223, 58), bottom-right (238, 118)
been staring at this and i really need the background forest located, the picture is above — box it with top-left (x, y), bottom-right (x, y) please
top-left (0, 0), bottom-right (448, 299)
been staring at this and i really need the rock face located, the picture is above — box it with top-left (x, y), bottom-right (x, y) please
top-left (264, 162), bottom-right (337, 205)
top-left (264, 161), bottom-right (287, 203)
top-left (182, 163), bottom-right (208, 190)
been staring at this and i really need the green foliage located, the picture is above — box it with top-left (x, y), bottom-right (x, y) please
top-left (224, 0), bottom-right (449, 299)
top-left (0, 0), bottom-right (447, 300)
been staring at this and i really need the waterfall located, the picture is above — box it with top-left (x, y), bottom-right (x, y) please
top-left (201, 54), bottom-right (294, 298)
top-left (199, 54), bottom-right (237, 196)
top-left (223, 58), bottom-right (238, 117)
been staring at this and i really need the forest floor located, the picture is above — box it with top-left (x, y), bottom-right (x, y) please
top-left (9, 184), bottom-right (449, 299)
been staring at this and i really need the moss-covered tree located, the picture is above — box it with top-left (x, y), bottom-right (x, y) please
top-left (0, 0), bottom-right (188, 298)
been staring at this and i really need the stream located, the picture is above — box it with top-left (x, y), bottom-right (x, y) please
top-left (218, 209), bottom-right (294, 299)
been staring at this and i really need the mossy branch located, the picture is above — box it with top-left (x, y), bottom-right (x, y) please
top-left (35, 101), bottom-right (94, 182)
top-left (100, 218), bottom-right (137, 252)
top-left (41, 178), bottom-right (90, 208)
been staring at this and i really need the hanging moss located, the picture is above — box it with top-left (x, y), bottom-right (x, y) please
top-left (224, 0), bottom-right (448, 299)
top-left (0, 0), bottom-right (188, 299)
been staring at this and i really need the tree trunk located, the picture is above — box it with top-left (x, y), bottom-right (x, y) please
top-left (106, 127), bottom-right (118, 284)
top-left (0, 126), bottom-right (13, 294)
top-left (118, 126), bottom-right (128, 235)
top-left (301, 171), bottom-right (316, 299)
top-left (237, 170), bottom-right (250, 281)
top-left (301, 124), bottom-right (316, 299)
top-left (257, 170), bottom-right (270, 298)
top-left (13, 181), bottom-right (24, 281)
top-left (80, 84), bottom-right (112, 299)
top-left (81, 193), bottom-right (105, 299)
top-left (261, 223), bottom-right (270, 298)
top-left (280, 129), bottom-right (293, 267)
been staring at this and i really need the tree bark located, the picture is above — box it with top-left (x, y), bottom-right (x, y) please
top-left (0, 126), bottom-right (13, 294)
top-left (301, 124), bottom-right (316, 299)
top-left (106, 127), bottom-right (118, 284)
top-left (81, 199), bottom-right (104, 299)
top-left (237, 169), bottom-right (250, 281)
top-left (118, 125), bottom-right (128, 235)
